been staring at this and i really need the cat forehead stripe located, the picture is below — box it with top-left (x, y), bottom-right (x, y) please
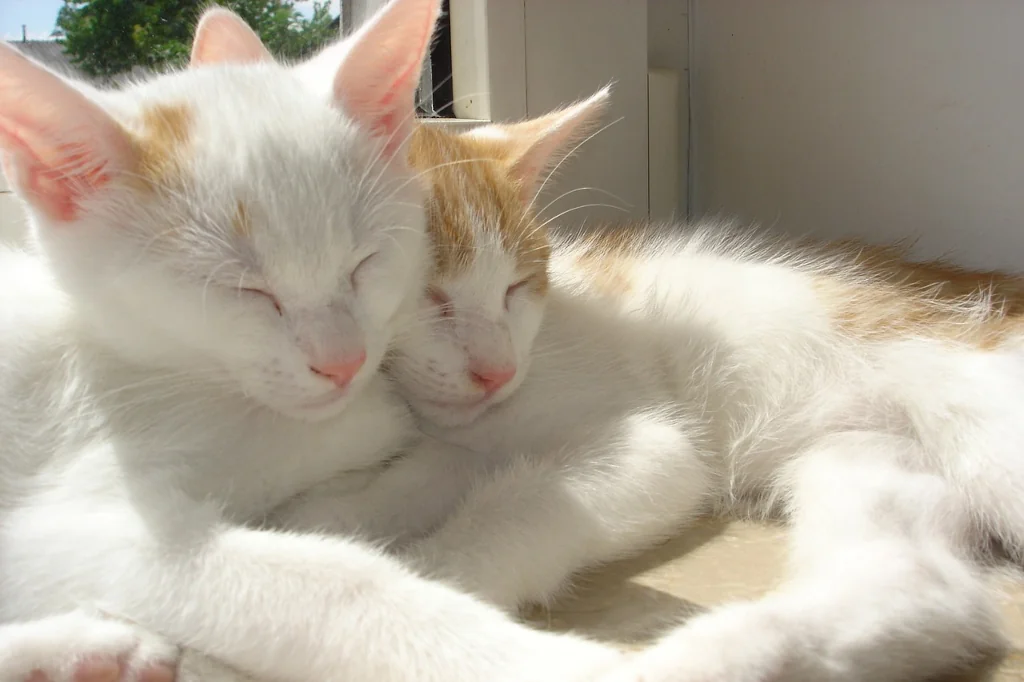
top-left (233, 200), bottom-right (251, 237)
top-left (131, 103), bottom-right (193, 189)
top-left (410, 124), bottom-right (551, 287)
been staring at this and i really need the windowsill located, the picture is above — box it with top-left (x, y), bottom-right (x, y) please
top-left (417, 117), bottom-right (489, 129)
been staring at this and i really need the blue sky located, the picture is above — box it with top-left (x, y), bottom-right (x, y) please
top-left (0, 0), bottom-right (340, 42)
top-left (0, 0), bottom-right (63, 41)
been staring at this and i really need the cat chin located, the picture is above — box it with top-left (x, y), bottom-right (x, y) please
top-left (250, 389), bottom-right (356, 423)
top-left (408, 397), bottom-right (490, 428)
top-left (271, 399), bottom-right (354, 423)
top-left (401, 377), bottom-right (530, 427)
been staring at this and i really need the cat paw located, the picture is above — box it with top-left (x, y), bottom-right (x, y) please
top-left (23, 657), bottom-right (175, 682)
top-left (0, 611), bottom-right (179, 682)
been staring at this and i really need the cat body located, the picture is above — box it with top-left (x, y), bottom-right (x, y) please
top-left (404, 224), bottom-right (1024, 581)
top-left (0, 5), bottom-right (625, 682)
top-left (324, 95), bottom-right (1024, 681)
top-left (433, 221), bottom-right (1024, 517)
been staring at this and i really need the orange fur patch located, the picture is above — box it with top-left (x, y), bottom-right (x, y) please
top-left (816, 242), bottom-right (1024, 349)
top-left (564, 223), bottom-right (655, 297)
top-left (578, 255), bottom-right (633, 297)
top-left (232, 200), bottom-right (251, 237)
top-left (130, 103), bottom-right (193, 189)
top-left (409, 125), bottom-right (549, 292)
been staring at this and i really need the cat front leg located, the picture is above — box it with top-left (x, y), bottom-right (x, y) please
top-left (595, 431), bottom-right (1006, 682)
top-left (140, 525), bottom-right (623, 682)
top-left (268, 437), bottom-right (488, 547)
top-left (4, 490), bottom-right (622, 682)
top-left (0, 611), bottom-right (300, 682)
top-left (402, 414), bottom-right (715, 610)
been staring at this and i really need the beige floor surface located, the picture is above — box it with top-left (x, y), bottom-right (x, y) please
top-left (526, 520), bottom-right (1024, 681)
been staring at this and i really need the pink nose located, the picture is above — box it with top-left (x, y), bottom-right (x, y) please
top-left (310, 351), bottom-right (367, 388)
top-left (469, 365), bottom-right (516, 394)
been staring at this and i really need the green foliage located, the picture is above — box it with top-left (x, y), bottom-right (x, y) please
top-left (54, 0), bottom-right (336, 79)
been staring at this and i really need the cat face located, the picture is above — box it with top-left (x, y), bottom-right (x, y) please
top-left (93, 72), bottom-right (423, 421)
top-left (388, 90), bottom-right (610, 426)
top-left (0, 0), bottom-right (441, 421)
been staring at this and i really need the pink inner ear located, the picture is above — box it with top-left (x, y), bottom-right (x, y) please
top-left (42, 143), bottom-right (112, 221)
top-left (514, 162), bottom-right (543, 202)
top-left (511, 141), bottom-right (563, 205)
top-left (332, 0), bottom-right (441, 158)
top-left (0, 119), bottom-right (112, 222)
top-left (375, 109), bottom-right (399, 140)
top-left (372, 45), bottom-right (423, 134)
top-left (506, 89), bottom-right (612, 204)
top-left (339, 46), bottom-right (426, 155)
top-left (370, 77), bottom-right (414, 157)
top-left (0, 41), bottom-right (135, 223)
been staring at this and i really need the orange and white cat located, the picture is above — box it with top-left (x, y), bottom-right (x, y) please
top-left (320, 90), bottom-right (1024, 681)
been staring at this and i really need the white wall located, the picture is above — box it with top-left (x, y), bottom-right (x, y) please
top-left (690, 0), bottom-right (1024, 271)
top-left (451, 0), bottom-right (651, 228)
top-left (647, 0), bottom-right (689, 219)
top-left (521, 0), bottom-right (649, 229)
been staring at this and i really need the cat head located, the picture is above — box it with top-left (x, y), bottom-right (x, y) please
top-left (388, 89), bottom-right (610, 426)
top-left (0, 0), bottom-right (440, 422)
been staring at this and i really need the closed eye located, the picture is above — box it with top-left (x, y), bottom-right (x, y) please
top-left (241, 287), bottom-right (282, 315)
top-left (351, 251), bottom-right (379, 289)
top-left (504, 278), bottom-right (532, 309)
top-left (428, 286), bottom-right (453, 318)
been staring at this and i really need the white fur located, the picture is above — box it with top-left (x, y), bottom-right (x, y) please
top-left (337, 212), bottom-right (1023, 681)
top-left (0, 611), bottom-right (180, 682)
top-left (0, 4), bottom-right (625, 682)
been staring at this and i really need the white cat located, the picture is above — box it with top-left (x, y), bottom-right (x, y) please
top-left (310, 89), bottom-right (1023, 681)
top-left (0, 3), bottom-right (623, 682)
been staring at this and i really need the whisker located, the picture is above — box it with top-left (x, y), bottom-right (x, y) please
top-left (369, 156), bottom-right (500, 209)
top-left (532, 203), bottom-right (630, 235)
top-left (520, 185), bottom-right (630, 246)
top-left (533, 186), bottom-right (629, 224)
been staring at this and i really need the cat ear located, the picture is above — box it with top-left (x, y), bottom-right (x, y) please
top-left (0, 43), bottom-right (137, 223)
top-left (332, 0), bottom-right (441, 159)
top-left (190, 8), bottom-right (273, 67)
top-left (472, 87), bottom-right (612, 204)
